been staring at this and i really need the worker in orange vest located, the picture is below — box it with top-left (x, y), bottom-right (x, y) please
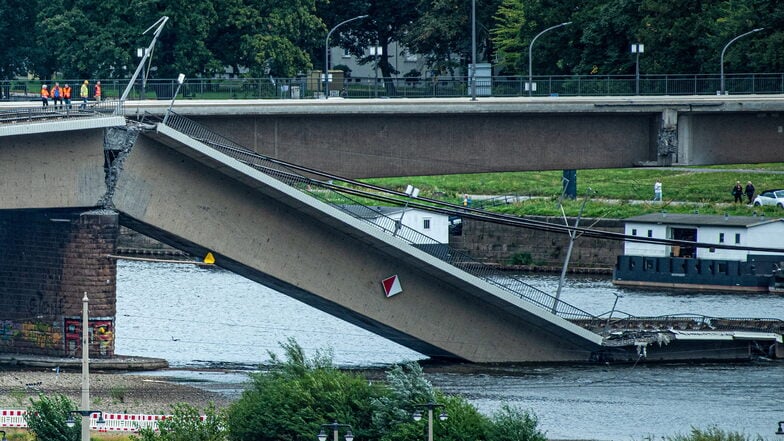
top-left (94, 81), bottom-right (102, 102)
top-left (51, 82), bottom-right (63, 109)
top-left (40, 84), bottom-right (49, 107)
top-left (62, 84), bottom-right (72, 110)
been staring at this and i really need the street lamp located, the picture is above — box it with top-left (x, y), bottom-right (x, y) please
top-left (324, 15), bottom-right (368, 99)
top-left (120, 16), bottom-right (169, 104)
top-left (631, 43), bottom-right (644, 95)
top-left (394, 184), bottom-right (419, 237)
top-left (719, 27), bottom-right (764, 95)
top-left (470, 0), bottom-right (477, 101)
top-left (136, 48), bottom-right (147, 100)
top-left (412, 402), bottom-right (447, 441)
top-left (163, 73), bottom-right (185, 125)
top-left (66, 410), bottom-right (105, 429)
top-left (78, 293), bottom-right (93, 441)
top-left (317, 421), bottom-right (354, 441)
top-left (528, 21), bottom-right (572, 97)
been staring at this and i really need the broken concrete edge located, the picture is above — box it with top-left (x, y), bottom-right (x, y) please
top-left (0, 354), bottom-right (168, 371)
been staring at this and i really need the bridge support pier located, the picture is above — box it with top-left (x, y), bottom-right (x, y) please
top-left (657, 109), bottom-right (678, 165)
top-left (0, 209), bottom-right (118, 358)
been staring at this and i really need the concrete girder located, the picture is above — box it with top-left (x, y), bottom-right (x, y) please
top-left (110, 124), bottom-right (603, 363)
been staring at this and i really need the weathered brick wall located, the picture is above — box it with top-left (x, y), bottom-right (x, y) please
top-left (458, 216), bottom-right (623, 270)
top-left (0, 209), bottom-right (117, 358)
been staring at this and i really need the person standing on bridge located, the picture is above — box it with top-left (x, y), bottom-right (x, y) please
top-left (94, 81), bottom-right (102, 102)
top-left (653, 180), bottom-right (662, 202)
top-left (745, 181), bottom-right (755, 204)
top-left (40, 84), bottom-right (50, 107)
top-left (62, 84), bottom-right (72, 109)
top-left (79, 80), bottom-right (89, 109)
top-left (51, 82), bottom-right (62, 109)
top-left (732, 181), bottom-right (744, 203)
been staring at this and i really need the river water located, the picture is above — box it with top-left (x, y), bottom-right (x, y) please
top-left (115, 261), bottom-right (783, 440)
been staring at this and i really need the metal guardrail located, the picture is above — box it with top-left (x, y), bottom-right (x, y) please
top-left (4, 73), bottom-right (784, 101)
top-left (0, 100), bottom-right (123, 124)
top-left (160, 111), bottom-right (598, 322)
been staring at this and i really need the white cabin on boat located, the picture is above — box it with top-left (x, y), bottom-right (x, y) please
top-left (622, 213), bottom-right (784, 260)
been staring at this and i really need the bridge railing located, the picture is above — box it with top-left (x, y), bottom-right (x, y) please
top-left (4, 73), bottom-right (784, 101)
top-left (159, 111), bottom-right (598, 322)
top-left (0, 100), bottom-right (123, 124)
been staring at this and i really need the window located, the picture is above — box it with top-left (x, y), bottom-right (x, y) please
top-left (735, 233), bottom-right (741, 244)
top-left (342, 48), bottom-right (351, 59)
top-left (647, 230), bottom-right (653, 238)
top-left (719, 233), bottom-right (725, 243)
top-left (423, 218), bottom-right (431, 230)
top-left (631, 229), bottom-right (637, 236)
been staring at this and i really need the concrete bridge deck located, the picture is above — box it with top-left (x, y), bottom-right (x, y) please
top-left (0, 107), bottom-right (781, 363)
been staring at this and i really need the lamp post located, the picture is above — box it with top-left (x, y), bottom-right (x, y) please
top-left (136, 48), bottom-right (147, 100)
top-left (470, 0), bottom-right (477, 101)
top-left (317, 421), bottom-right (354, 441)
top-left (720, 27), bottom-right (763, 95)
top-left (67, 410), bottom-right (106, 434)
top-left (324, 15), bottom-right (368, 99)
top-left (630, 43), bottom-right (644, 95)
top-left (528, 21), bottom-right (572, 97)
top-left (120, 16), bottom-right (169, 104)
top-left (163, 73), bottom-right (185, 125)
top-left (79, 293), bottom-right (92, 441)
top-left (413, 402), bottom-right (447, 441)
top-left (394, 184), bottom-right (420, 237)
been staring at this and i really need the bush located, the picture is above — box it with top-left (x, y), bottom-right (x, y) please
top-left (25, 394), bottom-right (79, 441)
top-left (664, 426), bottom-right (763, 441)
top-left (131, 403), bottom-right (226, 441)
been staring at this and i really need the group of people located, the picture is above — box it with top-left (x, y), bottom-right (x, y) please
top-left (732, 180), bottom-right (755, 204)
top-left (653, 179), bottom-right (757, 204)
top-left (40, 80), bottom-right (101, 109)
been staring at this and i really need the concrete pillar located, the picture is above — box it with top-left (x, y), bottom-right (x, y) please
top-left (657, 108), bottom-right (678, 165)
top-left (0, 209), bottom-right (118, 358)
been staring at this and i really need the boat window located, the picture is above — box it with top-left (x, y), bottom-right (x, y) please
top-left (734, 233), bottom-right (740, 244)
top-left (647, 229), bottom-right (653, 238)
top-left (632, 228), bottom-right (637, 236)
top-left (718, 262), bottom-right (727, 274)
top-left (719, 233), bottom-right (725, 243)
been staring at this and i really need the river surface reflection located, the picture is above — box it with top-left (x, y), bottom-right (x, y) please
top-left (115, 261), bottom-right (783, 440)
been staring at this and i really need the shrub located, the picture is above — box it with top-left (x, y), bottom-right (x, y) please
top-left (25, 394), bottom-right (79, 441)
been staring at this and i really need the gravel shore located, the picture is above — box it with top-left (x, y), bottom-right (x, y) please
top-left (0, 368), bottom-right (233, 415)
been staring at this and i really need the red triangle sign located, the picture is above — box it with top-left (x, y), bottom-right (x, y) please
top-left (381, 275), bottom-right (403, 298)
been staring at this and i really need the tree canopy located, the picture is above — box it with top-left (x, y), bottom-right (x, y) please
top-left (1, 0), bottom-right (779, 80)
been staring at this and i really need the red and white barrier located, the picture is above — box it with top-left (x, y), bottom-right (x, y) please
top-left (0, 409), bottom-right (184, 432)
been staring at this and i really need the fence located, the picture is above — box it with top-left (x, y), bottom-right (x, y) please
top-left (3, 73), bottom-right (784, 101)
top-left (0, 409), bottom-right (179, 432)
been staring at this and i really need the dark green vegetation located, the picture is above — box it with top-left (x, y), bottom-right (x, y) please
top-left (24, 341), bottom-right (766, 440)
top-left (363, 164), bottom-right (784, 218)
top-left (1, 0), bottom-right (781, 82)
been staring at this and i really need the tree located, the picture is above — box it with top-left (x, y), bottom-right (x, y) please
top-left (227, 339), bottom-right (385, 441)
top-left (322, 0), bottom-right (419, 94)
top-left (24, 394), bottom-right (79, 441)
top-left (491, 0), bottom-right (528, 74)
top-left (0, 0), bottom-right (37, 81)
top-left (131, 403), bottom-right (227, 441)
top-left (210, 0), bottom-right (325, 78)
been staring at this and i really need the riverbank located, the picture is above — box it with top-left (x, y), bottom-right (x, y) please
top-left (0, 367), bottom-right (232, 414)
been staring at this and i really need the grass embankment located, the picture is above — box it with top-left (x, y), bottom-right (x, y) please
top-left (363, 163), bottom-right (784, 218)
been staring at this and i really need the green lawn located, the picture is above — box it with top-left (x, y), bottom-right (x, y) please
top-left (362, 164), bottom-right (784, 218)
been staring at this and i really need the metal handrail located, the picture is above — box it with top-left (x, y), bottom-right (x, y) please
top-left (0, 100), bottom-right (123, 124)
top-left (3, 73), bottom-right (784, 100)
top-left (161, 111), bottom-right (598, 321)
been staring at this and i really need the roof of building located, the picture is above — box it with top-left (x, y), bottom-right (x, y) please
top-left (624, 213), bottom-right (784, 228)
